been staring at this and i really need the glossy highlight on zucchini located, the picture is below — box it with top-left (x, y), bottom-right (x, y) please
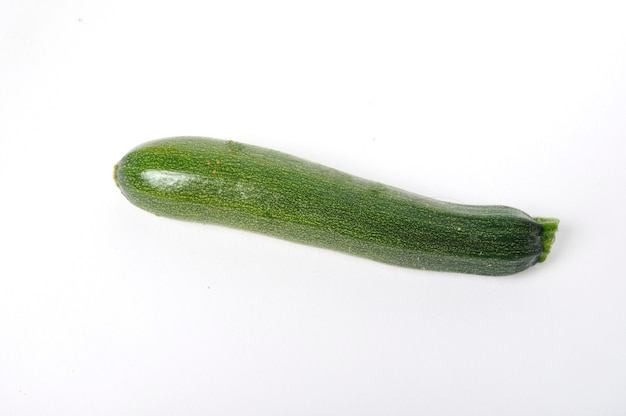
top-left (114, 137), bottom-right (559, 276)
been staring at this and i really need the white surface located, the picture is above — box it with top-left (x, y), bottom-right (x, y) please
top-left (1, 1), bottom-right (625, 415)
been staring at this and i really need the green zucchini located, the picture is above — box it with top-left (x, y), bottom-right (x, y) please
top-left (114, 136), bottom-right (558, 276)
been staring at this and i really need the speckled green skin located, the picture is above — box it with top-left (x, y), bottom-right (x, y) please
top-left (114, 137), bottom-right (558, 276)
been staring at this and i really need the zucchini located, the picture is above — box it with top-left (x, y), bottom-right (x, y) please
top-left (114, 137), bottom-right (558, 276)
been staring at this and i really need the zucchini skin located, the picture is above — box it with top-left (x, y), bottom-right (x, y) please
top-left (114, 137), bottom-right (558, 276)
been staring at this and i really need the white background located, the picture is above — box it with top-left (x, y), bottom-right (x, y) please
top-left (2, 1), bottom-right (625, 415)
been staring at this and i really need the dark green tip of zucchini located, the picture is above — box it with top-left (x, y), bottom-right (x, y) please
top-left (534, 217), bottom-right (560, 262)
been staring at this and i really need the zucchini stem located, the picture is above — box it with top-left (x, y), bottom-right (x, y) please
top-left (534, 217), bottom-right (560, 262)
